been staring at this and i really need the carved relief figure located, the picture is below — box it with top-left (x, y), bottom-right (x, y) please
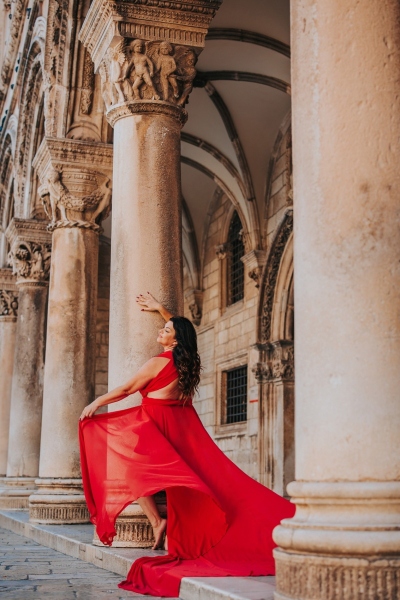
top-left (155, 42), bottom-right (179, 101)
top-left (125, 39), bottom-right (159, 101)
top-left (176, 50), bottom-right (197, 106)
top-left (8, 242), bottom-right (51, 281)
top-left (0, 289), bottom-right (18, 317)
top-left (42, 168), bottom-right (111, 228)
top-left (107, 45), bottom-right (127, 105)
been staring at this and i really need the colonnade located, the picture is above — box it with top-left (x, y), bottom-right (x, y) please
top-left (0, 0), bottom-right (399, 597)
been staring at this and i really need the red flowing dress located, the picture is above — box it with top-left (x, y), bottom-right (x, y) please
top-left (79, 351), bottom-right (295, 597)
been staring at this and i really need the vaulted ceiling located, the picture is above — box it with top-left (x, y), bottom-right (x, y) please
top-left (181, 0), bottom-right (291, 257)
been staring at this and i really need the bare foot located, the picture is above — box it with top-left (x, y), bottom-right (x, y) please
top-left (164, 534), bottom-right (168, 552)
top-left (152, 518), bottom-right (167, 550)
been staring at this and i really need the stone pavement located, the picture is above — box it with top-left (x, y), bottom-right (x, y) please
top-left (0, 527), bottom-right (167, 600)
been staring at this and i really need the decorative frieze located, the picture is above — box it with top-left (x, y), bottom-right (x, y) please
top-left (79, 0), bottom-right (221, 71)
top-left (33, 138), bottom-right (113, 233)
top-left (29, 504), bottom-right (90, 523)
top-left (5, 219), bottom-right (52, 285)
top-left (274, 549), bottom-right (400, 600)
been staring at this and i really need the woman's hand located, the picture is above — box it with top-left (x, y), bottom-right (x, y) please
top-left (136, 292), bottom-right (162, 312)
top-left (79, 400), bottom-right (100, 420)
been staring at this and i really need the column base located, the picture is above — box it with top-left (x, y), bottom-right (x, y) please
top-left (0, 477), bottom-right (37, 509)
top-left (93, 494), bottom-right (167, 547)
top-left (274, 549), bottom-right (400, 600)
top-left (273, 481), bottom-right (400, 600)
top-left (28, 478), bottom-right (89, 524)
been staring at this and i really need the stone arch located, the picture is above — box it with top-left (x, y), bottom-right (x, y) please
top-left (0, 135), bottom-right (15, 266)
top-left (255, 209), bottom-right (294, 494)
top-left (14, 41), bottom-right (44, 216)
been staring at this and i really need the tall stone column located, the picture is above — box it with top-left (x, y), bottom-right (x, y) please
top-left (0, 221), bottom-right (51, 509)
top-left (79, 0), bottom-right (220, 544)
top-left (273, 1), bottom-right (400, 598)
top-left (29, 138), bottom-right (113, 523)
top-left (0, 269), bottom-right (18, 480)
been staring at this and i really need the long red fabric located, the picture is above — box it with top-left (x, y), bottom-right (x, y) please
top-left (79, 351), bottom-right (295, 597)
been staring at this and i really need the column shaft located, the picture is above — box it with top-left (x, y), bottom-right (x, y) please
top-left (274, 1), bottom-right (400, 598)
top-left (0, 269), bottom-right (18, 478)
top-left (109, 111), bottom-right (183, 397)
top-left (7, 282), bottom-right (48, 477)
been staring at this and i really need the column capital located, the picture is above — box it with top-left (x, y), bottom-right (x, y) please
top-left (252, 339), bottom-right (294, 383)
top-left (32, 137), bottom-right (113, 233)
top-left (79, 0), bottom-right (221, 124)
top-left (5, 219), bottom-right (52, 286)
top-left (0, 268), bottom-right (18, 319)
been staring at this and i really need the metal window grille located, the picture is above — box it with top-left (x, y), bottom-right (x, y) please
top-left (227, 212), bottom-right (244, 305)
top-left (224, 365), bottom-right (248, 424)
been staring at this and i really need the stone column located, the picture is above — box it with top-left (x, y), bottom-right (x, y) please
top-left (0, 269), bottom-right (18, 480)
top-left (79, 0), bottom-right (220, 544)
top-left (273, 1), bottom-right (400, 598)
top-left (0, 221), bottom-right (51, 509)
top-left (28, 138), bottom-right (113, 523)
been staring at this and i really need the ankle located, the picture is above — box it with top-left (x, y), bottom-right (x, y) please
top-left (150, 516), bottom-right (164, 529)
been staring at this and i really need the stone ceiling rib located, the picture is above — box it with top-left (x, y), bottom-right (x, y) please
top-left (202, 81), bottom-right (255, 202)
top-left (206, 28), bottom-right (290, 58)
top-left (196, 71), bottom-right (291, 95)
top-left (181, 131), bottom-right (247, 200)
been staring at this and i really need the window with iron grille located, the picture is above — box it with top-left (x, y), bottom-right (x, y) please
top-left (227, 211), bottom-right (244, 305)
top-left (223, 365), bottom-right (248, 424)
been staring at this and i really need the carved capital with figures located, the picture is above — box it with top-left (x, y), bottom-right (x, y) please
top-left (5, 219), bottom-right (52, 285)
top-left (33, 137), bottom-right (113, 233)
top-left (79, 0), bottom-right (221, 124)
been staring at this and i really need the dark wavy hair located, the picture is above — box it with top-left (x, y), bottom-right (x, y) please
top-left (170, 316), bottom-right (201, 398)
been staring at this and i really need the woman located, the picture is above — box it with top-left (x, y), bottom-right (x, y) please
top-left (79, 293), bottom-right (295, 597)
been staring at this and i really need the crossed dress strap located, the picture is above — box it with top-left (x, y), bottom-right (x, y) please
top-left (140, 351), bottom-right (179, 397)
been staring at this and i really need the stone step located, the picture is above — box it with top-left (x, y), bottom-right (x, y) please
top-left (0, 509), bottom-right (276, 600)
top-left (180, 577), bottom-right (276, 600)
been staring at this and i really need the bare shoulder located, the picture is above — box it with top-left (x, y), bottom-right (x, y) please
top-left (140, 356), bottom-right (170, 376)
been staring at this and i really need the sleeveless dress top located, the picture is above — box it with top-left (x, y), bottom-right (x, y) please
top-left (79, 350), bottom-right (295, 597)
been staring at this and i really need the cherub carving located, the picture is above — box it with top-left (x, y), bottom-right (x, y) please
top-left (107, 42), bottom-right (129, 104)
top-left (125, 39), bottom-right (159, 100)
top-left (155, 41), bottom-right (179, 101)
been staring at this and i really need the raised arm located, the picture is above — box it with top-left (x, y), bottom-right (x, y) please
top-left (79, 356), bottom-right (169, 420)
top-left (136, 292), bottom-right (173, 321)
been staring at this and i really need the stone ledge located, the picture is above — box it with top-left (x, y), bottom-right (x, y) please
top-left (0, 509), bottom-right (276, 600)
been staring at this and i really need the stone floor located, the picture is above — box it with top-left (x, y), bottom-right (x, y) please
top-left (0, 511), bottom-right (276, 600)
top-left (0, 527), bottom-right (164, 599)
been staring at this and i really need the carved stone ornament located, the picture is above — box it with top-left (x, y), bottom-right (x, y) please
top-left (241, 249), bottom-right (267, 289)
top-left (253, 341), bottom-right (294, 383)
top-left (215, 243), bottom-right (227, 260)
top-left (80, 49), bottom-right (95, 115)
top-left (5, 219), bottom-right (53, 285)
top-left (79, 0), bottom-right (221, 70)
top-left (0, 268), bottom-right (18, 317)
top-left (32, 138), bottom-right (113, 233)
top-left (98, 39), bottom-right (198, 115)
top-left (261, 211), bottom-right (293, 342)
top-left (8, 242), bottom-right (51, 284)
top-left (39, 169), bottom-right (112, 232)
top-left (252, 362), bottom-right (271, 384)
top-left (185, 288), bottom-right (203, 326)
